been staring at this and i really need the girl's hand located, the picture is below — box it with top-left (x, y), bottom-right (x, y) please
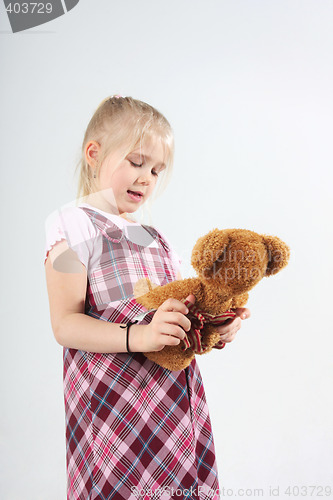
top-left (217, 307), bottom-right (251, 343)
top-left (143, 295), bottom-right (193, 352)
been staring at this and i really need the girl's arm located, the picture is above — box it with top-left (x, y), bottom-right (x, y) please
top-left (44, 243), bottom-right (190, 354)
top-left (44, 243), bottom-right (146, 353)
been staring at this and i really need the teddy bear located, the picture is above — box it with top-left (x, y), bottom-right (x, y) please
top-left (134, 228), bottom-right (290, 371)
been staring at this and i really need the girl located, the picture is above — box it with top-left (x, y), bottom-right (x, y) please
top-left (44, 95), bottom-right (250, 500)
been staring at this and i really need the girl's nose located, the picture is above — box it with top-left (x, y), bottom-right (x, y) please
top-left (137, 173), bottom-right (150, 185)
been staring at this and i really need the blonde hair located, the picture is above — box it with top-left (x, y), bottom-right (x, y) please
top-left (73, 95), bottom-right (174, 224)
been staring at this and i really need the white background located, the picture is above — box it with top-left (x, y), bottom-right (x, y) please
top-left (1, 1), bottom-right (332, 499)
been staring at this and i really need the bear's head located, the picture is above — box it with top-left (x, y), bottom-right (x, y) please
top-left (191, 228), bottom-right (290, 299)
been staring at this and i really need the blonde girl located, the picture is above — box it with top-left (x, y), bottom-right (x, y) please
top-left (44, 95), bottom-right (249, 500)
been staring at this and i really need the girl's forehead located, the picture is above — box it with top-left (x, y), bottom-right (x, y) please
top-left (129, 136), bottom-right (167, 161)
top-left (132, 134), bottom-right (162, 151)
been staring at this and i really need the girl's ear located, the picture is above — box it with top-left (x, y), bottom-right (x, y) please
top-left (263, 235), bottom-right (290, 276)
top-left (85, 141), bottom-right (101, 167)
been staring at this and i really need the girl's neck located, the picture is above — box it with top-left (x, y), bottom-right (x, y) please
top-left (82, 193), bottom-right (136, 223)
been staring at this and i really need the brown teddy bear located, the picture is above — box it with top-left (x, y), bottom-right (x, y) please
top-left (134, 228), bottom-right (290, 371)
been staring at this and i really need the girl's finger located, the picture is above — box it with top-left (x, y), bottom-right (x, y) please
top-left (160, 298), bottom-right (189, 316)
top-left (217, 317), bottom-right (242, 334)
top-left (161, 311), bottom-right (191, 332)
top-left (220, 330), bottom-right (237, 340)
top-left (234, 307), bottom-right (251, 320)
top-left (220, 323), bottom-right (241, 340)
top-left (220, 332), bottom-right (236, 343)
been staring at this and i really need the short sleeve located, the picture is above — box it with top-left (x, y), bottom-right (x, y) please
top-left (155, 227), bottom-right (182, 276)
top-left (44, 206), bottom-right (96, 270)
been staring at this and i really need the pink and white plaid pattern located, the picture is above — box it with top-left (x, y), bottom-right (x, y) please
top-left (63, 207), bottom-right (221, 499)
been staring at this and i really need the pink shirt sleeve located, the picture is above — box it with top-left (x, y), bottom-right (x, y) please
top-left (44, 206), bottom-right (96, 269)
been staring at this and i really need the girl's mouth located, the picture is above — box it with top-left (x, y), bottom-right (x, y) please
top-left (127, 190), bottom-right (143, 202)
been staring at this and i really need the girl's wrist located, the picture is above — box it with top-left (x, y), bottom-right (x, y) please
top-left (128, 324), bottom-right (146, 352)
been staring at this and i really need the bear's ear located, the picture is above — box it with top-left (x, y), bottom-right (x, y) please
top-left (191, 229), bottom-right (230, 277)
top-left (263, 235), bottom-right (290, 276)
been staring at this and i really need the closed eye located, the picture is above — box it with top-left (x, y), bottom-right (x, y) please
top-left (129, 160), bottom-right (159, 176)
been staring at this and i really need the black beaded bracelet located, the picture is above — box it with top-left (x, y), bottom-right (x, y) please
top-left (119, 321), bottom-right (138, 353)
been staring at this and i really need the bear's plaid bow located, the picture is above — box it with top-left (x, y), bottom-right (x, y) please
top-left (180, 299), bottom-right (237, 354)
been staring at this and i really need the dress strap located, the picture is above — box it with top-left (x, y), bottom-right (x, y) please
top-left (141, 225), bottom-right (170, 252)
top-left (79, 206), bottom-right (170, 251)
top-left (79, 207), bottom-right (124, 242)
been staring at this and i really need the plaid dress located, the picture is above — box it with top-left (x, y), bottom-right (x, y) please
top-left (60, 206), bottom-right (221, 500)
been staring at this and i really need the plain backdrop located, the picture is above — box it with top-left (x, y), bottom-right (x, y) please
top-left (1, 1), bottom-right (332, 499)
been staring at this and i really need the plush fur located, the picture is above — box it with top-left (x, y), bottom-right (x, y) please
top-left (134, 228), bottom-right (290, 371)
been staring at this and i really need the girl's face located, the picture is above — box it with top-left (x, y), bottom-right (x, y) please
top-left (92, 136), bottom-right (166, 217)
